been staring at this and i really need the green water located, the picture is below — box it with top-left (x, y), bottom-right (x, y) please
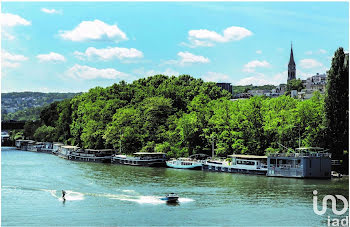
top-left (2, 147), bottom-right (348, 226)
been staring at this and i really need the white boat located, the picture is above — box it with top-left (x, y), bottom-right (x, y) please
top-left (202, 154), bottom-right (268, 175)
top-left (166, 158), bottom-right (203, 170)
top-left (161, 193), bottom-right (179, 203)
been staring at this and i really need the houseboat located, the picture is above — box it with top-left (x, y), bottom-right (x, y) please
top-left (15, 139), bottom-right (36, 151)
top-left (111, 152), bottom-right (167, 167)
top-left (58, 145), bottom-right (79, 159)
top-left (37, 142), bottom-right (53, 154)
top-left (69, 149), bottom-right (113, 163)
top-left (267, 147), bottom-right (331, 179)
top-left (202, 154), bottom-right (268, 175)
top-left (1, 131), bottom-right (11, 146)
top-left (52, 143), bottom-right (64, 155)
top-left (166, 158), bottom-right (204, 170)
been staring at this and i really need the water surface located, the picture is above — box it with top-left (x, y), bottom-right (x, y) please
top-left (2, 147), bottom-right (348, 226)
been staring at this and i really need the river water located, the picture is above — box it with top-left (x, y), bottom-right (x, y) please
top-left (2, 147), bottom-right (348, 226)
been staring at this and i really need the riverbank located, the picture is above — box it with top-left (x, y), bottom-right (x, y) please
top-left (9, 139), bottom-right (342, 179)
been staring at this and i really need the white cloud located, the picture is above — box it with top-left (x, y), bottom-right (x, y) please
top-left (236, 76), bottom-right (271, 86)
top-left (1, 13), bottom-right (31, 27)
top-left (2, 61), bottom-right (20, 68)
top-left (178, 51), bottom-right (209, 64)
top-left (305, 51), bottom-right (313, 55)
top-left (41, 8), bottom-right (61, 14)
top-left (202, 72), bottom-right (230, 83)
top-left (2, 51), bottom-right (28, 68)
top-left (2, 31), bottom-right (15, 40)
top-left (243, 60), bottom-right (270, 73)
top-left (318, 49), bottom-right (327, 54)
top-left (305, 49), bottom-right (327, 55)
top-left (299, 59), bottom-right (323, 69)
top-left (37, 52), bottom-right (66, 62)
top-left (133, 68), bottom-right (180, 77)
top-left (236, 71), bottom-right (286, 86)
top-left (65, 64), bottom-right (129, 80)
top-left (59, 19), bottom-right (127, 42)
top-left (184, 26), bottom-right (252, 48)
top-left (164, 51), bottom-right (210, 66)
top-left (256, 50), bottom-right (262, 54)
top-left (2, 51), bottom-right (28, 61)
top-left (74, 46), bottom-right (143, 61)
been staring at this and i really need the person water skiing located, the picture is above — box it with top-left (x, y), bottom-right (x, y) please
top-left (62, 190), bottom-right (66, 200)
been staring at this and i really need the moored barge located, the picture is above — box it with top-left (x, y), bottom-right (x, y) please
top-left (69, 149), bottom-right (113, 163)
top-left (111, 152), bottom-right (167, 167)
top-left (202, 154), bottom-right (268, 175)
top-left (267, 147), bottom-right (331, 179)
top-left (58, 145), bottom-right (79, 159)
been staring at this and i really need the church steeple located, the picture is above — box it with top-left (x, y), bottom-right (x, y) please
top-left (288, 43), bottom-right (296, 81)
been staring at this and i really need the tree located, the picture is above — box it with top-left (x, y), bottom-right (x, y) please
top-left (324, 48), bottom-right (349, 158)
top-left (23, 121), bottom-right (41, 140)
top-left (286, 79), bottom-right (304, 95)
top-left (34, 125), bottom-right (56, 142)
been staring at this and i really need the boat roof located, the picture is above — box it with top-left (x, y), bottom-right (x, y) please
top-left (85, 149), bottom-right (114, 152)
top-left (16, 139), bottom-right (35, 142)
top-left (295, 147), bottom-right (326, 151)
top-left (61, 145), bottom-right (79, 149)
top-left (229, 154), bottom-right (267, 159)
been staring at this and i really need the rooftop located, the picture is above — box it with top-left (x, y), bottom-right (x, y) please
top-left (229, 154), bottom-right (267, 159)
top-left (133, 152), bottom-right (166, 155)
top-left (61, 145), bottom-right (79, 149)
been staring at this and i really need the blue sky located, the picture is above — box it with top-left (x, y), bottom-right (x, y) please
top-left (1, 2), bottom-right (349, 92)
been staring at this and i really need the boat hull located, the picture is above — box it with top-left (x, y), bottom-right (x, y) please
top-left (69, 155), bottom-right (111, 163)
top-left (166, 162), bottom-right (202, 170)
top-left (202, 164), bottom-right (267, 175)
top-left (111, 157), bottom-right (166, 167)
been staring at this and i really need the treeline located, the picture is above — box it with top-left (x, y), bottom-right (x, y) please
top-left (2, 92), bottom-right (79, 120)
top-left (232, 84), bottom-right (277, 94)
top-left (22, 48), bottom-right (348, 160)
top-left (2, 106), bottom-right (45, 121)
top-left (23, 76), bottom-right (324, 157)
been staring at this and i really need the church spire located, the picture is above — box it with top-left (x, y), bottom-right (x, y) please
top-left (289, 43), bottom-right (295, 66)
top-left (288, 42), bottom-right (296, 81)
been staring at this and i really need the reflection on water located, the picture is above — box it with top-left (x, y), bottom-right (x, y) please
top-left (2, 148), bottom-right (348, 226)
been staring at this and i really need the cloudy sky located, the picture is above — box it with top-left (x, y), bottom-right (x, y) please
top-left (1, 2), bottom-right (349, 92)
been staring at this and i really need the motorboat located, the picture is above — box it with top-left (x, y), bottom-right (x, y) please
top-left (161, 193), bottom-right (179, 203)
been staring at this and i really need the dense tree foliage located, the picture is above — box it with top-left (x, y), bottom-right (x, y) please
top-left (286, 79), bottom-right (304, 95)
top-left (324, 48), bottom-right (349, 158)
top-left (28, 74), bottom-right (332, 158)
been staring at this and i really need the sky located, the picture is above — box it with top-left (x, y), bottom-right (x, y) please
top-left (1, 2), bottom-right (349, 93)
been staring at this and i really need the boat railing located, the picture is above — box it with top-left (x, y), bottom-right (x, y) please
top-left (269, 152), bottom-right (331, 158)
top-left (269, 164), bottom-right (303, 169)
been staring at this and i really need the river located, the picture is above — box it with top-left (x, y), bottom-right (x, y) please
top-left (2, 147), bottom-right (348, 226)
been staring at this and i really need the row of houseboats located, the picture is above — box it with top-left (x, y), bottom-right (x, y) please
top-left (14, 139), bottom-right (333, 179)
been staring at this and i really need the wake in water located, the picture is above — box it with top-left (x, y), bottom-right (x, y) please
top-left (2, 185), bottom-right (194, 205)
top-left (42, 189), bottom-right (85, 201)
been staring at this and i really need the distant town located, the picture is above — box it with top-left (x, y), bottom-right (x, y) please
top-left (218, 45), bottom-right (328, 100)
